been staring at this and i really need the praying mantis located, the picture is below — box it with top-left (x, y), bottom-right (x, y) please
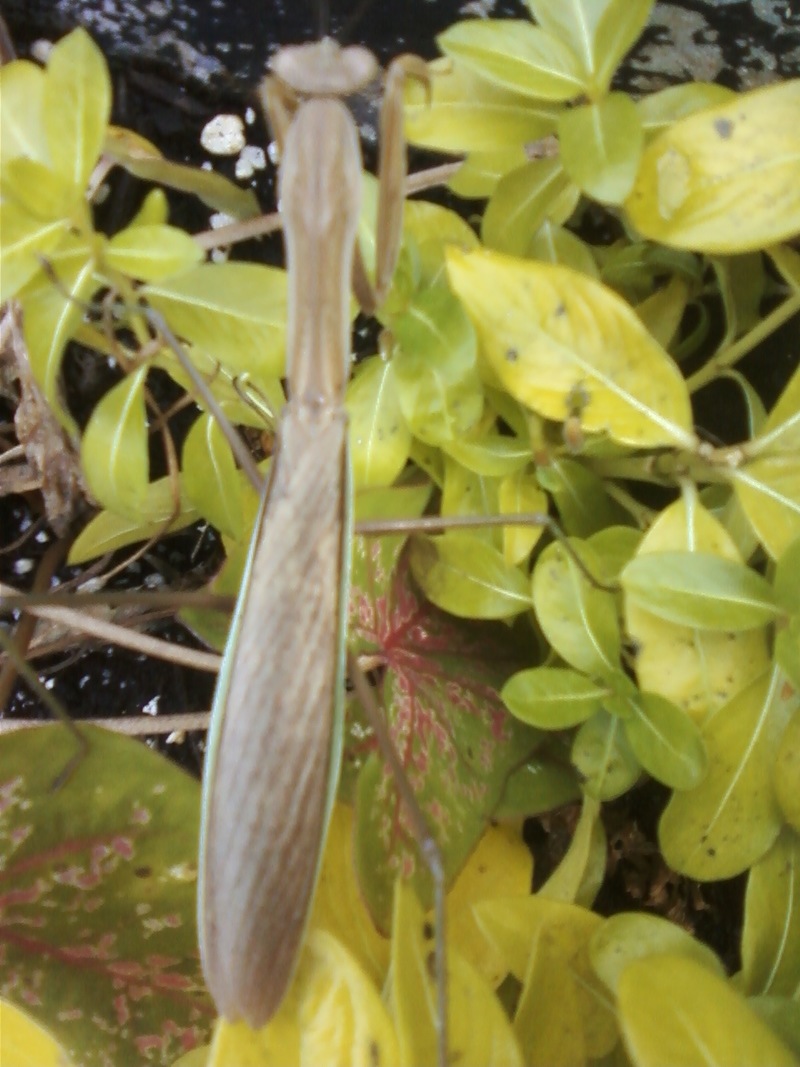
top-left (197, 32), bottom-right (447, 1047)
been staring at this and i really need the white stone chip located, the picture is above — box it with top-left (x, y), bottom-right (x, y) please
top-left (200, 113), bottom-right (246, 156)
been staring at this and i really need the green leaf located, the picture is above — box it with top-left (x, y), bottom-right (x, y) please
top-left (0, 198), bottom-right (71, 303)
top-left (390, 882), bottom-right (524, 1067)
top-left (182, 413), bottom-right (244, 540)
top-left (590, 0), bottom-right (654, 95)
top-left (623, 493), bottom-right (770, 721)
top-left (0, 59), bottom-right (48, 164)
top-left (482, 158), bottom-right (579, 256)
top-left (540, 457), bottom-right (630, 538)
top-left (390, 281), bottom-right (482, 445)
top-left (623, 691), bottom-right (707, 790)
top-left (474, 895), bottom-right (617, 1064)
top-left (346, 357), bottom-right (411, 490)
top-left (775, 707), bottom-right (800, 832)
top-left (539, 793), bottom-right (606, 907)
top-left (404, 56), bottom-right (558, 154)
top-left (559, 93), bottom-right (643, 204)
top-left (80, 366), bottom-right (150, 518)
top-left (532, 539), bottom-right (621, 677)
top-left (618, 954), bottom-right (799, 1067)
top-left (625, 80), bottom-right (800, 253)
top-left (590, 912), bottom-right (725, 996)
top-left (659, 667), bottom-right (797, 880)
top-left (622, 551), bottom-right (781, 630)
top-left (0, 725), bottom-right (212, 1066)
top-left (19, 237), bottom-right (97, 434)
top-left (442, 434), bottom-right (530, 479)
top-left (572, 708), bottom-right (641, 800)
top-left (438, 20), bottom-right (586, 101)
top-left (409, 530), bottom-right (532, 619)
top-left (734, 454), bottom-right (800, 560)
top-left (143, 263), bottom-right (289, 382)
top-left (527, 219), bottom-right (600, 277)
top-left (446, 246), bottom-right (696, 449)
top-left (496, 746), bottom-right (581, 817)
top-left (105, 223), bottom-right (203, 281)
top-left (748, 359), bottom-right (800, 456)
top-left (43, 28), bottom-right (110, 193)
top-left (68, 478), bottom-right (200, 563)
top-left (740, 829), bottom-right (800, 998)
top-left (498, 468), bottom-right (548, 565)
top-left (502, 667), bottom-right (607, 728)
top-left (104, 126), bottom-right (260, 219)
top-left (776, 619), bottom-right (800, 695)
top-left (637, 82), bottom-right (736, 133)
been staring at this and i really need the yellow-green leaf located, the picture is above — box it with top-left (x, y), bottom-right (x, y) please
top-left (143, 262), bottom-right (288, 382)
top-left (0, 59), bottom-right (48, 165)
top-left (734, 454), bottom-right (800, 560)
top-left (444, 823), bottom-right (533, 986)
top-left (68, 478), bottom-right (199, 563)
top-left (390, 281), bottom-right (483, 445)
top-left (637, 82), bottom-right (736, 133)
top-left (475, 894), bottom-right (617, 1064)
top-left (446, 246), bottom-right (695, 449)
top-left (438, 20), bottom-right (586, 101)
top-left (0, 198), bottom-right (70, 303)
top-left (80, 366), bottom-right (150, 518)
top-left (502, 667), bottom-right (607, 728)
top-left (590, 912), bottom-right (725, 996)
top-left (618, 954), bottom-right (799, 1067)
top-left (659, 667), bottom-right (797, 880)
top-left (624, 691), bottom-right (707, 790)
top-left (0, 1000), bottom-right (75, 1067)
top-left (105, 223), bottom-right (202, 281)
top-left (775, 707), bottom-right (800, 833)
top-left (19, 238), bottom-right (97, 434)
top-left (622, 551), bottom-right (780, 630)
top-left (208, 930), bottom-right (398, 1067)
top-left (572, 708), bottom-right (642, 800)
top-left (539, 793), bottom-right (606, 907)
top-left (43, 28), bottom-right (110, 193)
top-left (624, 494), bottom-right (770, 721)
top-left (403, 57), bottom-right (558, 155)
top-left (105, 126), bottom-right (259, 219)
top-left (482, 158), bottom-right (579, 256)
top-left (409, 530), bottom-right (532, 619)
top-left (625, 80), bottom-right (800, 253)
top-left (740, 828), bottom-right (800, 998)
top-left (346, 358), bottom-right (411, 490)
top-left (391, 880), bottom-right (523, 1067)
top-left (182, 414), bottom-right (244, 540)
top-left (532, 539), bottom-right (621, 677)
top-left (559, 92), bottom-right (643, 204)
top-left (498, 468), bottom-right (548, 565)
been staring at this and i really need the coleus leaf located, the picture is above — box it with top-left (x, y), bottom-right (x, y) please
top-left (0, 725), bottom-right (213, 1067)
top-left (346, 526), bottom-right (541, 931)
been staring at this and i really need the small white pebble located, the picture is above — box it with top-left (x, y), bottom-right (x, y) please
top-left (31, 39), bottom-right (54, 64)
top-left (211, 247), bottom-right (229, 263)
top-left (200, 114), bottom-right (246, 156)
top-left (209, 211), bottom-right (236, 230)
top-left (13, 558), bottom-right (34, 576)
top-left (245, 106), bottom-right (256, 125)
top-left (235, 144), bottom-right (267, 180)
top-left (142, 696), bottom-right (160, 716)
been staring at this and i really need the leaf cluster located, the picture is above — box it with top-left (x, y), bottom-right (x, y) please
top-left (2, 2), bottom-right (800, 1064)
